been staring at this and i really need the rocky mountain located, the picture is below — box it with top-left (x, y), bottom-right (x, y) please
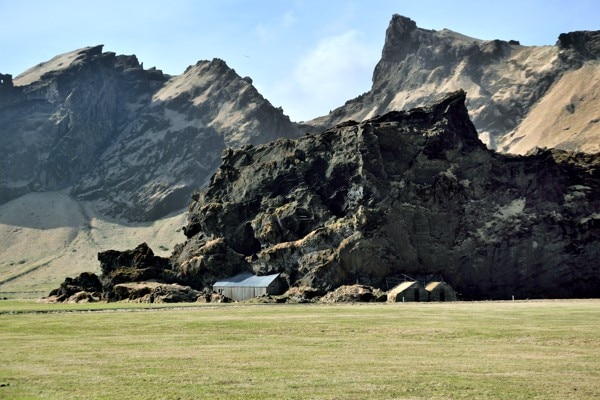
top-left (3, 16), bottom-right (600, 298)
top-left (174, 91), bottom-right (599, 299)
top-left (0, 45), bottom-right (299, 294)
top-left (0, 45), bottom-right (299, 221)
top-left (309, 15), bottom-right (600, 154)
top-left (60, 92), bottom-right (599, 301)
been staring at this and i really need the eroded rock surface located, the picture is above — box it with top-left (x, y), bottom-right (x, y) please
top-left (47, 271), bottom-right (102, 302)
top-left (96, 242), bottom-right (176, 300)
top-left (112, 282), bottom-right (202, 303)
top-left (173, 91), bottom-right (599, 300)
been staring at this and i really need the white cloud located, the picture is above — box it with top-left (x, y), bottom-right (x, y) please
top-left (255, 10), bottom-right (297, 43)
top-left (255, 23), bottom-right (272, 43)
top-left (286, 30), bottom-right (379, 119)
top-left (281, 10), bottom-right (297, 29)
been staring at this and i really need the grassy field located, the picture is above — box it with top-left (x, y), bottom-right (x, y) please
top-left (0, 299), bottom-right (598, 399)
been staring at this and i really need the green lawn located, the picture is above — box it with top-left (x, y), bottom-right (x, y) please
top-left (0, 300), bottom-right (598, 399)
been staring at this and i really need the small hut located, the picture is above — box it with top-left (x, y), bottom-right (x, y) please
top-left (387, 281), bottom-right (427, 302)
top-left (213, 272), bottom-right (284, 301)
top-left (425, 281), bottom-right (457, 302)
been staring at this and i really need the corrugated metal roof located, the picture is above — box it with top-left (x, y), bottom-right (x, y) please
top-left (213, 272), bottom-right (280, 288)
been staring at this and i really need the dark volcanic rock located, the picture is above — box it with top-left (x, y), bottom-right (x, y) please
top-left (48, 223), bottom-right (251, 302)
top-left (171, 236), bottom-right (250, 290)
top-left (48, 271), bottom-right (102, 301)
top-left (0, 73), bottom-right (13, 90)
top-left (172, 91), bottom-right (599, 300)
top-left (97, 242), bottom-right (176, 300)
top-left (50, 92), bottom-right (599, 301)
top-left (112, 282), bottom-right (202, 303)
top-left (557, 30), bottom-right (600, 60)
top-left (49, 244), bottom-right (203, 302)
top-left (320, 284), bottom-right (387, 303)
top-left (98, 242), bottom-right (171, 275)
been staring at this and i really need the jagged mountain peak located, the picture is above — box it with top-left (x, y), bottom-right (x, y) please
top-left (379, 14), bottom-right (419, 62)
top-left (557, 30), bottom-right (600, 59)
top-left (0, 45), bottom-right (300, 221)
top-left (380, 14), bottom-right (508, 65)
top-left (181, 58), bottom-right (235, 77)
top-left (13, 45), bottom-right (106, 86)
top-left (369, 89), bottom-right (484, 152)
top-left (310, 15), bottom-right (600, 155)
top-left (154, 57), bottom-right (252, 106)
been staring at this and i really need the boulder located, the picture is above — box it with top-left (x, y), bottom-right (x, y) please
top-left (276, 286), bottom-right (322, 304)
top-left (321, 285), bottom-right (387, 303)
top-left (48, 271), bottom-right (102, 300)
top-left (209, 292), bottom-right (231, 303)
top-left (112, 282), bottom-right (201, 303)
top-left (97, 242), bottom-right (177, 300)
top-left (66, 291), bottom-right (101, 303)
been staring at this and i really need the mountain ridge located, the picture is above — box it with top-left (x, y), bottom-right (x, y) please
top-left (0, 45), bottom-right (299, 293)
top-left (1, 44), bottom-right (300, 221)
top-left (308, 15), bottom-right (600, 154)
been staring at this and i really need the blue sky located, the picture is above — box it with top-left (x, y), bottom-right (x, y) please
top-left (1, 0), bottom-right (598, 121)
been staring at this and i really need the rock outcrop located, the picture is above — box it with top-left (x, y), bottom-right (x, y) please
top-left (0, 45), bottom-right (299, 220)
top-left (0, 73), bottom-right (13, 91)
top-left (48, 242), bottom-right (203, 302)
top-left (111, 282), bottom-right (202, 303)
top-left (97, 242), bottom-right (176, 300)
top-left (6, 20), bottom-right (600, 299)
top-left (171, 91), bottom-right (599, 300)
top-left (320, 285), bottom-right (387, 303)
top-left (309, 15), bottom-right (600, 154)
top-left (47, 271), bottom-right (102, 302)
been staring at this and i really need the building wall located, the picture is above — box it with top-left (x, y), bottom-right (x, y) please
top-left (388, 283), bottom-right (428, 302)
top-left (427, 284), bottom-right (457, 301)
top-left (267, 279), bottom-right (284, 296)
top-left (214, 286), bottom-right (268, 301)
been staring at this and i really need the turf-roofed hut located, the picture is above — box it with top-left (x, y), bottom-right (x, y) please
top-left (425, 282), bottom-right (457, 302)
top-left (213, 272), bottom-right (285, 301)
top-left (387, 281), bottom-right (428, 302)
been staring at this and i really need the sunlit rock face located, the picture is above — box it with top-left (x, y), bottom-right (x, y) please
top-left (308, 15), bottom-right (600, 155)
top-left (172, 91), bottom-right (599, 300)
top-left (0, 45), bottom-right (299, 220)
